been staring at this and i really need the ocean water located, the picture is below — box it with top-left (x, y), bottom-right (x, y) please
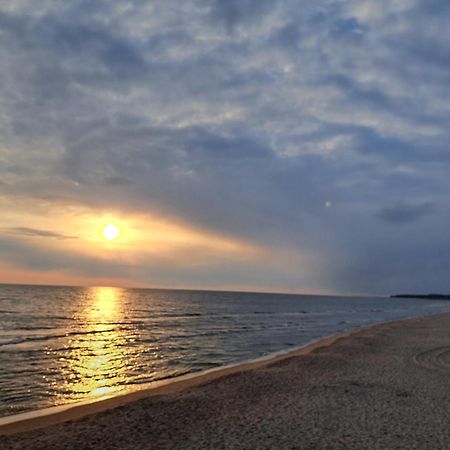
top-left (1, 284), bottom-right (450, 417)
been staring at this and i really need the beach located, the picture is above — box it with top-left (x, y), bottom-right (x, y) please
top-left (2, 312), bottom-right (450, 449)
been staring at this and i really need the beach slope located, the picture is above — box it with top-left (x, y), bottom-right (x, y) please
top-left (2, 312), bottom-right (450, 449)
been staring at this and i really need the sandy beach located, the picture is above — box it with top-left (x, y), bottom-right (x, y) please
top-left (2, 312), bottom-right (450, 449)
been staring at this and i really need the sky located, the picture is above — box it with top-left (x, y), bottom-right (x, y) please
top-left (1, 0), bottom-right (450, 295)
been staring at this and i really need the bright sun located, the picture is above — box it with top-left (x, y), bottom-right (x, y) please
top-left (102, 223), bottom-right (120, 241)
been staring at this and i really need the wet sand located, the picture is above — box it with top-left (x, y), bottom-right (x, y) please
top-left (2, 312), bottom-right (450, 449)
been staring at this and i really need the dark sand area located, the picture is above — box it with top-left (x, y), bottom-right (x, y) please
top-left (2, 313), bottom-right (450, 449)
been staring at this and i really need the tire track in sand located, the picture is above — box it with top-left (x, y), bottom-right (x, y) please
top-left (413, 346), bottom-right (450, 373)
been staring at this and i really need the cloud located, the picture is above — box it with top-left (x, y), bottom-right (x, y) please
top-left (0, 234), bottom-right (320, 293)
top-left (0, 237), bottom-right (129, 278)
top-left (376, 201), bottom-right (435, 224)
top-left (103, 176), bottom-right (134, 186)
top-left (206, 0), bottom-right (275, 32)
top-left (1, 0), bottom-right (450, 294)
top-left (4, 227), bottom-right (78, 240)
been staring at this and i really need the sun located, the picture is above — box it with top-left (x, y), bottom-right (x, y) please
top-left (102, 223), bottom-right (120, 241)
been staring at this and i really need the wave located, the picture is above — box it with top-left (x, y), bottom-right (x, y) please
top-left (13, 325), bottom-right (60, 331)
top-left (0, 338), bottom-right (24, 346)
top-left (153, 312), bottom-right (204, 318)
top-left (0, 327), bottom-right (132, 347)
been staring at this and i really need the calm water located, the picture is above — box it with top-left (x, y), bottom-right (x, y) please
top-left (1, 284), bottom-right (450, 417)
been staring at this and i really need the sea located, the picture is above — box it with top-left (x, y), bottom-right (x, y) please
top-left (1, 284), bottom-right (450, 418)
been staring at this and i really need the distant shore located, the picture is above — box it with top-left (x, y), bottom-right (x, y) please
top-left (2, 312), bottom-right (450, 449)
top-left (391, 293), bottom-right (450, 300)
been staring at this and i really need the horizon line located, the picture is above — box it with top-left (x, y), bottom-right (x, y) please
top-left (0, 281), bottom-right (385, 299)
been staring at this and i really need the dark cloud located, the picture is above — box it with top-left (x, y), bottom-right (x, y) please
top-left (206, 0), bottom-right (275, 32)
top-left (376, 201), bottom-right (435, 224)
top-left (5, 227), bottom-right (78, 240)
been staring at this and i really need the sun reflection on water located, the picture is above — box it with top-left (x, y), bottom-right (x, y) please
top-left (89, 286), bottom-right (121, 321)
top-left (59, 286), bottom-right (132, 401)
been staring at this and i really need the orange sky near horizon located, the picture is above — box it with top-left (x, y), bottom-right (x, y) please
top-left (0, 261), bottom-right (336, 296)
top-left (1, 193), bottom-right (319, 293)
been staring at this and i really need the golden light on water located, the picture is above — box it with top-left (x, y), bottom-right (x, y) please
top-left (89, 286), bottom-right (120, 319)
top-left (60, 287), bottom-right (132, 401)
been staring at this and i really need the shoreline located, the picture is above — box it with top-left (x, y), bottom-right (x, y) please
top-left (0, 312), bottom-right (443, 437)
top-left (0, 327), bottom-right (362, 435)
top-left (3, 311), bottom-right (450, 449)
